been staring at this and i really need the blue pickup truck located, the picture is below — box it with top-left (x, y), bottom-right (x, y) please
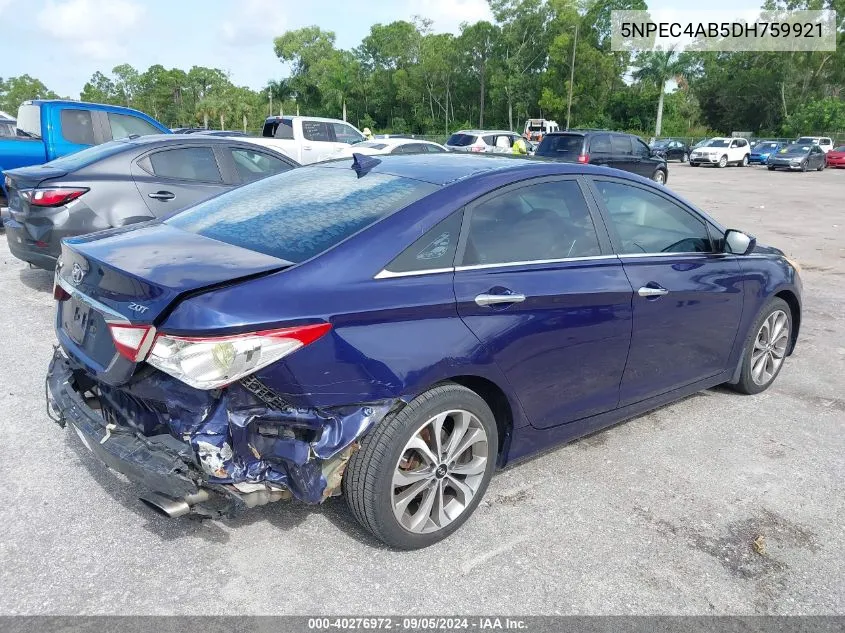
top-left (1, 100), bottom-right (169, 203)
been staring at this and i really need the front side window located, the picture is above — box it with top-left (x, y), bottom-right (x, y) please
top-left (633, 138), bottom-right (651, 158)
top-left (302, 120), bottom-right (332, 142)
top-left (462, 180), bottom-right (601, 266)
top-left (108, 113), bottom-right (161, 139)
top-left (60, 109), bottom-right (95, 145)
top-left (148, 147), bottom-right (222, 182)
top-left (231, 148), bottom-right (291, 182)
top-left (594, 180), bottom-right (712, 255)
top-left (385, 211), bottom-right (463, 273)
top-left (332, 123), bottom-right (364, 145)
top-left (611, 135), bottom-right (632, 155)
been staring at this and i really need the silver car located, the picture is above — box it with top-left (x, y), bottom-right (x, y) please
top-left (445, 129), bottom-right (522, 153)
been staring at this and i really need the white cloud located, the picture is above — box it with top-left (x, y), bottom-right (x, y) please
top-left (220, 0), bottom-right (288, 47)
top-left (406, 0), bottom-right (493, 33)
top-left (37, 0), bottom-right (144, 60)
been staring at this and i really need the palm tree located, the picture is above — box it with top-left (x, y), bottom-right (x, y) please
top-left (633, 47), bottom-right (690, 137)
top-left (195, 97), bottom-right (216, 129)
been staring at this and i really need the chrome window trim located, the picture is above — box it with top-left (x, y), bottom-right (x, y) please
top-left (618, 251), bottom-right (719, 259)
top-left (454, 254), bottom-right (618, 272)
top-left (374, 267), bottom-right (454, 279)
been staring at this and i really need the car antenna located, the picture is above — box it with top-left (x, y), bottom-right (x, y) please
top-left (351, 152), bottom-right (381, 177)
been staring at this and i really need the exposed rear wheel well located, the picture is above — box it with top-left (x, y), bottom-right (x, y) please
top-left (775, 290), bottom-right (801, 354)
top-left (439, 376), bottom-right (513, 459)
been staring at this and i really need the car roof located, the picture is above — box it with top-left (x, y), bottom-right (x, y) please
top-left (263, 115), bottom-right (358, 125)
top-left (373, 138), bottom-right (443, 147)
top-left (319, 152), bottom-right (634, 186)
top-left (25, 100), bottom-right (161, 119)
top-left (450, 129), bottom-right (515, 136)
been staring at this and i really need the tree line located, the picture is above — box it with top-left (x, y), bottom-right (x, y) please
top-left (1, 0), bottom-right (842, 139)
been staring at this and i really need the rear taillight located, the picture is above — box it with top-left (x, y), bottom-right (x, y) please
top-left (471, 146), bottom-right (484, 152)
top-left (21, 187), bottom-right (88, 207)
top-left (107, 323), bottom-right (157, 362)
top-left (577, 154), bottom-right (589, 163)
top-left (133, 323), bottom-right (331, 390)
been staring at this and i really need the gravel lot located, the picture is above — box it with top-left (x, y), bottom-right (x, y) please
top-left (0, 163), bottom-right (842, 615)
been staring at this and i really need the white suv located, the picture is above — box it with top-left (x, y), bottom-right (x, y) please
top-left (445, 130), bottom-right (522, 153)
top-left (795, 136), bottom-right (833, 153)
top-left (689, 137), bottom-right (751, 167)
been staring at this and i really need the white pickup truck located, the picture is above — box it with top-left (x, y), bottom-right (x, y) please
top-left (243, 116), bottom-right (365, 164)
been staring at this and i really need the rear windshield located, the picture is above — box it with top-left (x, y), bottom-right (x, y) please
top-left (752, 142), bottom-right (779, 151)
top-left (16, 104), bottom-right (41, 138)
top-left (795, 137), bottom-right (816, 144)
top-left (446, 133), bottom-right (477, 146)
top-left (536, 134), bottom-right (584, 156)
top-left (167, 165), bottom-right (438, 263)
top-left (42, 140), bottom-right (129, 170)
top-left (355, 142), bottom-right (388, 150)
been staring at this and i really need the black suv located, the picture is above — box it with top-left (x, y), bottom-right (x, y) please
top-left (535, 131), bottom-right (669, 184)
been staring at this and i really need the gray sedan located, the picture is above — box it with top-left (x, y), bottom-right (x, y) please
top-left (3, 135), bottom-right (297, 270)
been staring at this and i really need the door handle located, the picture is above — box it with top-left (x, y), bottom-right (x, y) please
top-left (638, 285), bottom-right (669, 297)
top-left (148, 191), bottom-right (175, 201)
top-left (302, 145), bottom-right (312, 150)
top-left (475, 293), bottom-right (526, 307)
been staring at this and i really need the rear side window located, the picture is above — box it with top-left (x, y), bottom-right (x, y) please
top-left (425, 144), bottom-right (446, 153)
top-left (108, 113), bottom-right (161, 139)
top-left (231, 147), bottom-right (292, 183)
top-left (611, 136), bottom-right (632, 155)
top-left (385, 211), bottom-right (463, 273)
top-left (148, 147), bottom-right (222, 182)
top-left (60, 109), bottom-right (95, 145)
top-left (463, 180), bottom-right (601, 265)
top-left (536, 134), bottom-right (584, 156)
top-left (264, 118), bottom-right (294, 139)
top-left (302, 120), bottom-right (332, 142)
top-left (589, 134), bottom-right (611, 153)
top-left (447, 133), bottom-right (477, 146)
top-left (332, 122), bottom-right (363, 145)
top-left (167, 166), bottom-right (438, 263)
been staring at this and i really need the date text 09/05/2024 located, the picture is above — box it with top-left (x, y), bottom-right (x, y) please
top-left (307, 617), bottom-right (528, 630)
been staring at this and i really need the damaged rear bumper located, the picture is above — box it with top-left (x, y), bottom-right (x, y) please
top-left (46, 349), bottom-right (398, 515)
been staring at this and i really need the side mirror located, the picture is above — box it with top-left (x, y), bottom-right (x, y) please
top-left (724, 229), bottom-right (756, 255)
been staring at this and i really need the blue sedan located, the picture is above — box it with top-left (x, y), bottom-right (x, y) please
top-left (46, 154), bottom-right (802, 549)
top-left (749, 140), bottom-right (783, 165)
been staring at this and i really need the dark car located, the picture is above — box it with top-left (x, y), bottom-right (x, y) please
top-left (4, 135), bottom-right (297, 270)
top-left (767, 144), bottom-right (826, 172)
top-left (535, 131), bottom-right (669, 184)
top-left (650, 138), bottom-right (690, 162)
top-left (45, 154), bottom-right (801, 549)
top-left (171, 127), bottom-right (207, 134)
top-left (196, 130), bottom-right (249, 137)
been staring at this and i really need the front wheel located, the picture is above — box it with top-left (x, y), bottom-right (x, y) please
top-left (343, 383), bottom-right (498, 549)
top-left (652, 169), bottom-right (666, 184)
top-left (730, 298), bottom-right (792, 395)
top-left (817, 162), bottom-right (825, 171)
top-left (768, 165), bottom-right (776, 171)
top-left (801, 161), bottom-right (808, 172)
top-left (681, 152), bottom-right (688, 163)
top-left (718, 155), bottom-right (728, 168)
top-left (741, 154), bottom-right (749, 167)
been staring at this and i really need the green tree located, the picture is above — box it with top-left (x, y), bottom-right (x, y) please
top-left (111, 63), bottom-right (141, 107)
top-left (0, 75), bottom-right (58, 113)
top-left (632, 47), bottom-right (692, 136)
top-left (80, 71), bottom-right (118, 104)
top-left (459, 21), bottom-right (498, 127)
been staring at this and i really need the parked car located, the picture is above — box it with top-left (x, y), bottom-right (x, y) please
top-left (171, 127), bottom-right (207, 134)
top-left (689, 137), bottom-right (751, 167)
top-left (535, 130), bottom-right (669, 184)
top-left (0, 100), bottom-right (169, 202)
top-left (767, 144), bottom-right (826, 171)
top-left (45, 154), bottom-right (800, 548)
top-left (691, 137), bottom-right (714, 149)
top-left (250, 115), bottom-right (365, 164)
top-left (196, 130), bottom-right (249, 137)
top-left (749, 140), bottom-right (783, 165)
top-left (794, 136), bottom-right (833, 153)
top-left (332, 138), bottom-right (447, 157)
top-left (649, 138), bottom-right (689, 162)
top-left (4, 135), bottom-right (297, 270)
top-left (825, 145), bottom-right (845, 168)
top-left (523, 118), bottom-right (559, 142)
top-left (444, 130), bottom-right (522, 153)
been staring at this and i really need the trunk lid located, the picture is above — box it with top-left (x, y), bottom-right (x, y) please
top-left (5, 166), bottom-right (70, 216)
top-left (56, 222), bottom-right (292, 384)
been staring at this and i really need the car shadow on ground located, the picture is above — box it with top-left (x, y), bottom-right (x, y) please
top-left (18, 267), bottom-right (54, 293)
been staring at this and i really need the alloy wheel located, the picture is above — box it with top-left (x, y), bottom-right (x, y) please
top-left (653, 170), bottom-right (665, 184)
top-left (392, 409), bottom-right (489, 534)
top-left (751, 310), bottom-right (789, 386)
top-left (718, 155), bottom-right (727, 167)
top-left (682, 153), bottom-right (688, 162)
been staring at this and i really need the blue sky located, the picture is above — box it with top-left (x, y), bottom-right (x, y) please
top-left (3, 0), bottom-right (762, 98)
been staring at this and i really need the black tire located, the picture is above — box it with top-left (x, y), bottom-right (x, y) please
top-left (741, 154), bottom-right (749, 167)
top-left (652, 169), bottom-right (666, 184)
top-left (801, 161), bottom-right (808, 172)
top-left (717, 155), bottom-right (728, 168)
top-left (681, 152), bottom-right (688, 163)
top-left (768, 165), bottom-right (775, 171)
top-left (729, 298), bottom-right (792, 395)
top-left (817, 162), bottom-right (824, 171)
top-left (690, 162), bottom-right (700, 167)
top-left (343, 383), bottom-right (498, 549)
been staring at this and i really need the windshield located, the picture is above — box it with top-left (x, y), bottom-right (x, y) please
top-left (42, 140), bottom-right (129, 170)
top-left (752, 142), bottom-right (779, 152)
top-left (651, 139), bottom-right (670, 148)
top-left (779, 145), bottom-right (811, 155)
top-left (354, 142), bottom-right (388, 150)
top-left (795, 137), bottom-right (816, 144)
top-left (833, 146), bottom-right (845, 152)
top-left (446, 133), bottom-right (477, 147)
top-left (167, 165), bottom-right (438, 263)
top-left (706, 139), bottom-right (731, 148)
top-left (536, 134), bottom-right (584, 156)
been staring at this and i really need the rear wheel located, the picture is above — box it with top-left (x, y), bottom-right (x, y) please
top-left (730, 298), bottom-right (792, 395)
top-left (343, 383), bottom-right (498, 549)
top-left (718, 155), bottom-right (728, 168)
